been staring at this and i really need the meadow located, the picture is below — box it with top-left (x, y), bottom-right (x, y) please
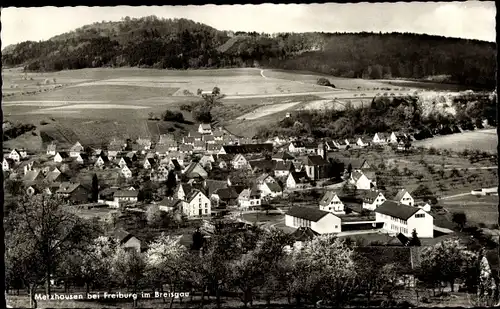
top-left (412, 129), bottom-right (498, 154)
top-left (439, 194), bottom-right (499, 226)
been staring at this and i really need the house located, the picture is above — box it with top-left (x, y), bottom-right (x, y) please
top-left (303, 155), bottom-right (330, 180)
top-left (189, 131), bottom-right (203, 141)
top-left (203, 179), bottom-right (229, 197)
top-left (285, 206), bottom-right (342, 234)
top-left (3, 158), bottom-right (15, 172)
top-left (157, 197), bottom-right (182, 212)
top-left (206, 144), bottom-right (222, 154)
top-left (113, 190), bottom-right (139, 205)
top-left (121, 165), bottom-right (133, 178)
top-left (319, 191), bottom-right (345, 214)
top-left (212, 130), bottom-right (224, 141)
top-left (211, 187), bottom-right (240, 207)
top-left (238, 187), bottom-right (261, 210)
top-left (260, 182), bottom-right (283, 198)
top-left (287, 227), bottom-right (320, 251)
top-left (18, 160), bottom-right (35, 175)
top-left (198, 123), bottom-right (212, 135)
top-left (193, 140), bottom-right (206, 152)
top-left (286, 171), bottom-right (310, 189)
top-left (288, 141), bottom-right (307, 153)
top-left (179, 144), bottom-right (194, 154)
top-left (22, 170), bottom-right (43, 184)
top-left (350, 171), bottom-right (376, 190)
top-left (69, 141), bottom-right (84, 157)
top-left (362, 191), bottom-right (387, 210)
top-left (389, 132), bottom-right (408, 144)
top-left (203, 135), bottom-right (215, 144)
top-left (75, 153), bottom-right (89, 165)
top-left (249, 160), bottom-right (277, 174)
top-left (256, 173), bottom-right (276, 185)
top-left (394, 189), bottom-right (414, 206)
top-left (356, 138), bottom-right (369, 148)
top-left (46, 143), bottom-right (57, 156)
top-left (143, 158), bottom-right (156, 170)
top-left (372, 133), bottom-right (389, 144)
top-left (54, 152), bottom-right (70, 163)
top-left (230, 154), bottom-right (249, 170)
top-left (136, 137), bottom-right (152, 150)
top-left (94, 155), bottom-right (110, 169)
top-left (118, 157), bottom-right (132, 168)
top-left (158, 134), bottom-right (175, 145)
top-left (45, 167), bottom-right (69, 183)
top-left (199, 155), bottom-right (215, 168)
top-left (272, 151), bottom-right (295, 162)
top-left (416, 201), bottom-right (432, 212)
top-left (176, 184), bottom-right (193, 200)
top-left (219, 144), bottom-right (273, 155)
top-left (56, 182), bottom-right (90, 203)
top-left (274, 161), bottom-right (294, 177)
top-left (126, 152), bottom-right (138, 162)
top-left (182, 189), bottom-right (211, 218)
top-left (333, 139), bottom-right (349, 150)
top-left (112, 229), bottom-right (142, 253)
top-left (324, 140), bottom-right (338, 151)
top-left (375, 201), bottom-right (434, 238)
top-left (107, 147), bottom-right (121, 160)
top-left (183, 162), bottom-right (208, 179)
top-left (25, 184), bottom-right (42, 196)
top-left (8, 149), bottom-right (21, 162)
top-left (345, 139), bottom-right (357, 147)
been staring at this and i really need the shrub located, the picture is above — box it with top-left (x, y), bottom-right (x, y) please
top-left (40, 120), bottom-right (49, 125)
top-left (317, 77), bottom-right (335, 88)
top-left (162, 110), bottom-right (184, 122)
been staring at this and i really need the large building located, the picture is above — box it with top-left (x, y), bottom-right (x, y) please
top-left (375, 201), bottom-right (433, 238)
top-left (285, 206), bottom-right (342, 234)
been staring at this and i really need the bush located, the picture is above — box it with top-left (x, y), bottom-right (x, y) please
top-left (40, 120), bottom-right (49, 125)
top-left (317, 77), bottom-right (335, 88)
top-left (162, 110), bottom-right (184, 122)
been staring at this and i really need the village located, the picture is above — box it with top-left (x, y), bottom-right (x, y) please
top-left (3, 122), bottom-right (451, 247)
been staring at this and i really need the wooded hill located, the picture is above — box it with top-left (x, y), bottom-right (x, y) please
top-left (2, 16), bottom-right (496, 89)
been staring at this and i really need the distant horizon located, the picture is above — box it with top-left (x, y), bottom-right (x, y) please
top-left (1, 2), bottom-right (496, 48)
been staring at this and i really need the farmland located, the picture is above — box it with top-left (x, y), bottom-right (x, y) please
top-left (412, 129), bottom-right (498, 153)
top-left (440, 194), bottom-right (499, 226)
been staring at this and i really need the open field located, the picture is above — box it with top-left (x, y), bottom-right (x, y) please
top-left (440, 194), bottom-right (499, 226)
top-left (413, 129), bottom-right (498, 153)
top-left (236, 101), bottom-right (300, 120)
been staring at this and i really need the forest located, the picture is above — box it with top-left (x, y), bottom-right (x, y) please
top-left (2, 16), bottom-right (496, 89)
top-left (255, 93), bottom-right (497, 140)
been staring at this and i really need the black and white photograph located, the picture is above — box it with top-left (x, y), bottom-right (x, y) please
top-left (1, 1), bottom-right (498, 308)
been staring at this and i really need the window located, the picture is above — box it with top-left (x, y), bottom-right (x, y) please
top-left (205, 203), bottom-right (208, 207)
top-left (256, 200), bottom-right (260, 204)
top-left (415, 213), bottom-right (425, 218)
top-left (335, 225), bottom-right (338, 229)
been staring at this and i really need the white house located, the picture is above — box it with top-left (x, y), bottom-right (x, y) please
top-left (362, 191), bottom-right (387, 210)
top-left (259, 182), bottom-right (283, 198)
top-left (274, 161), bottom-right (293, 178)
top-left (356, 138), bottom-right (369, 148)
top-left (198, 123), bottom-right (212, 135)
top-left (238, 188), bottom-right (261, 210)
top-left (54, 152), bottom-right (70, 163)
top-left (121, 166), bottom-right (133, 178)
top-left (288, 141), bottom-right (306, 153)
top-left (319, 191), bottom-right (345, 214)
top-left (350, 171), bottom-right (376, 190)
top-left (372, 133), bottom-right (389, 144)
top-left (113, 190), bottom-right (139, 205)
top-left (69, 141), bottom-right (84, 157)
top-left (3, 158), bottom-right (14, 172)
top-left (285, 206), bottom-right (342, 234)
top-left (286, 171), bottom-right (310, 189)
top-left (232, 154), bottom-right (250, 170)
top-left (182, 189), bottom-right (211, 218)
top-left (389, 132), bottom-right (407, 144)
top-left (8, 149), bottom-right (21, 162)
top-left (394, 189), bottom-right (414, 206)
top-left (113, 229), bottom-right (142, 253)
top-left (375, 201), bottom-right (434, 238)
top-left (46, 143), bottom-right (57, 156)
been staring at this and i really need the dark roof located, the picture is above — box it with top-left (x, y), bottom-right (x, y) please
top-left (275, 161), bottom-right (294, 171)
top-left (114, 190), bottom-right (139, 198)
top-left (158, 198), bottom-right (182, 208)
top-left (57, 152), bottom-right (70, 158)
top-left (222, 143), bottom-right (273, 154)
top-left (394, 189), bottom-right (411, 202)
top-left (217, 154), bottom-right (234, 162)
top-left (180, 184), bottom-right (193, 197)
top-left (232, 185), bottom-right (246, 195)
top-left (361, 190), bottom-right (385, 202)
top-left (286, 206), bottom-right (331, 222)
top-left (56, 182), bottom-right (85, 194)
top-left (291, 141), bottom-right (317, 148)
top-left (199, 123), bottom-right (211, 130)
top-left (305, 155), bottom-right (329, 166)
top-left (214, 187), bottom-right (239, 200)
top-left (249, 160), bottom-right (277, 171)
top-left (290, 227), bottom-right (319, 241)
top-left (266, 182), bottom-right (282, 193)
top-left (375, 201), bottom-right (421, 220)
top-left (272, 151), bottom-right (295, 160)
top-left (112, 228), bottom-right (136, 244)
top-left (205, 179), bottom-right (228, 196)
top-left (319, 191), bottom-right (340, 206)
top-left (290, 171), bottom-right (309, 183)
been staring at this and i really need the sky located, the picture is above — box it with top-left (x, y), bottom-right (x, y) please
top-left (1, 2), bottom-right (496, 48)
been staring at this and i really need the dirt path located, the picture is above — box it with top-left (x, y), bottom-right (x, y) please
top-left (439, 192), bottom-right (471, 200)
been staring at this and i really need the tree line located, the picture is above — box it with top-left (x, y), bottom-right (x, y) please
top-left (255, 93), bottom-right (497, 140)
top-left (2, 16), bottom-right (496, 89)
top-left (5, 194), bottom-right (499, 308)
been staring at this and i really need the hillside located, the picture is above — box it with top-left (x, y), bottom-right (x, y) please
top-left (2, 16), bottom-right (496, 89)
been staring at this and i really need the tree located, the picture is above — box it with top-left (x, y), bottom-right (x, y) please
top-left (4, 179), bottom-right (23, 195)
top-left (409, 229), bottom-right (421, 246)
top-left (146, 204), bottom-right (162, 227)
top-left (452, 212), bottom-right (467, 231)
top-left (165, 170), bottom-right (177, 197)
top-left (111, 247), bottom-right (146, 294)
top-left (91, 174), bottom-right (99, 202)
top-left (417, 238), bottom-right (477, 293)
top-left (5, 195), bottom-right (97, 308)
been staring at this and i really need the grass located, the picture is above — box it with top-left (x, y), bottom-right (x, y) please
top-left (413, 129), bottom-right (498, 154)
top-left (241, 212), bottom-right (284, 223)
top-left (440, 194), bottom-right (499, 226)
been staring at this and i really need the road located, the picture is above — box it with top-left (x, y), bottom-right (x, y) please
top-left (438, 192), bottom-right (472, 200)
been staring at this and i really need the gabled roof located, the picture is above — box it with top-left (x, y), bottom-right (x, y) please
top-left (199, 123), bottom-right (211, 130)
top-left (56, 152), bottom-right (70, 159)
top-left (56, 182), bottom-right (84, 194)
top-left (126, 152), bottom-right (137, 159)
top-left (186, 189), bottom-right (207, 203)
top-left (47, 143), bottom-right (57, 151)
top-left (184, 162), bottom-right (207, 178)
top-left (207, 144), bottom-right (222, 151)
top-left (119, 157), bottom-right (132, 166)
top-left (222, 144), bottom-right (273, 154)
top-left (179, 144), bottom-right (194, 152)
top-left (203, 135), bottom-right (215, 142)
top-left (194, 140), bottom-right (206, 147)
top-left (179, 184), bottom-right (193, 196)
top-left (305, 155), bottom-right (328, 166)
top-left (291, 140), bottom-right (317, 148)
top-left (290, 226), bottom-right (319, 241)
top-left (394, 189), bottom-right (411, 202)
top-left (158, 197), bottom-right (182, 208)
top-left (213, 187), bottom-right (239, 200)
top-left (266, 182), bottom-right (282, 193)
top-left (205, 179), bottom-right (228, 196)
top-left (217, 154), bottom-right (234, 162)
top-left (114, 190), bottom-right (139, 198)
top-left (46, 169), bottom-right (68, 182)
top-left (375, 201), bottom-right (421, 220)
top-left (351, 171), bottom-right (366, 182)
top-left (286, 206), bottom-right (332, 222)
top-left (112, 228), bottom-right (136, 244)
top-left (275, 161), bottom-right (294, 171)
top-left (213, 130), bottom-right (224, 137)
top-left (289, 171), bottom-right (309, 183)
top-left (249, 160), bottom-right (277, 171)
top-left (319, 191), bottom-right (340, 206)
top-left (272, 151), bottom-right (295, 160)
top-left (145, 158), bottom-right (156, 165)
top-left (70, 142), bottom-right (84, 152)
top-left (23, 170), bottom-right (41, 182)
top-left (183, 136), bottom-right (195, 144)
top-left (361, 190), bottom-right (385, 202)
